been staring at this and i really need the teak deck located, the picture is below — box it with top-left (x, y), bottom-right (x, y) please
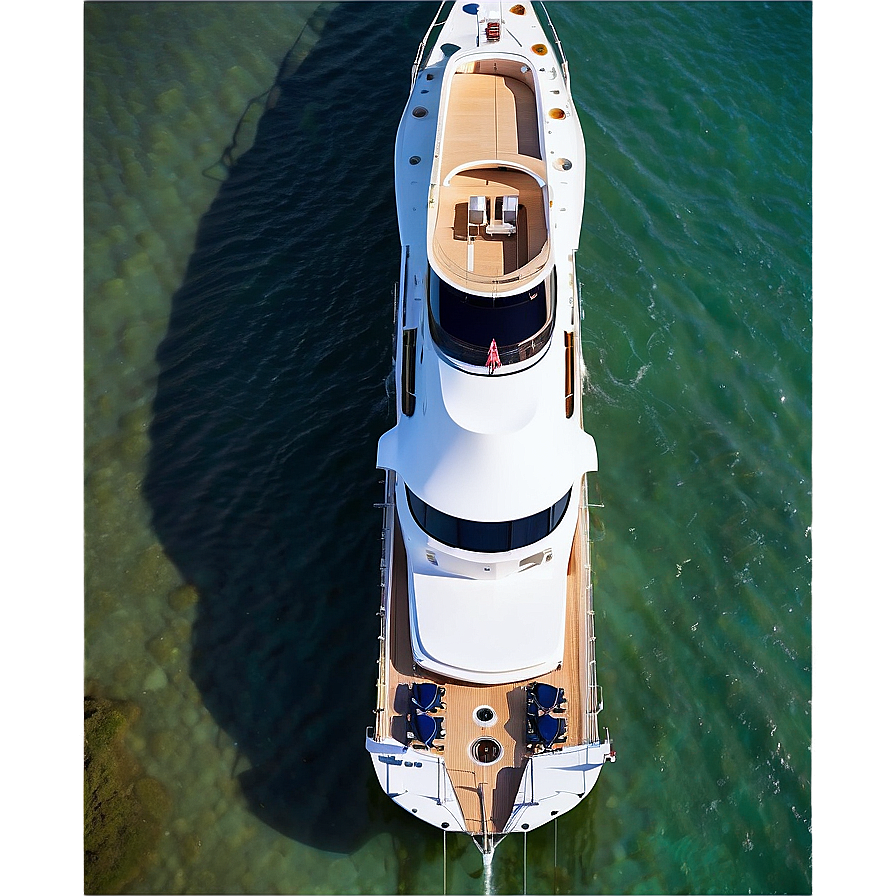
top-left (431, 71), bottom-right (549, 287)
top-left (377, 500), bottom-right (591, 835)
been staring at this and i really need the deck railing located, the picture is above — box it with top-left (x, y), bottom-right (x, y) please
top-left (410, 1), bottom-right (449, 89)
top-left (581, 478), bottom-right (604, 745)
top-left (535, 2), bottom-right (571, 87)
top-left (429, 236), bottom-right (551, 294)
top-left (428, 308), bottom-right (552, 370)
top-left (411, 2), bottom-right (570, 93)
top-left (373, 470), bottom-right (396, 740)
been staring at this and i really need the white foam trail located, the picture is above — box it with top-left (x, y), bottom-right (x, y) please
top-left (482, 849), bottom-right (494, 895)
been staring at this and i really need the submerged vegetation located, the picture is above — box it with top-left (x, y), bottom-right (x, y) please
top-left (84, 691), bottom-right (170, 894)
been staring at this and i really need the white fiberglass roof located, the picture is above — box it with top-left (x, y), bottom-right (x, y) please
top-left (377, 340), bottom-right (596, 522)
top-left (409, 564), bottom-right (566, 684)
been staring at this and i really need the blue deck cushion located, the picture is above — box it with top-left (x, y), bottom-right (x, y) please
top-left (411, 682), bottom-right (444, 713)
top-left (409, 710), bottom-right (444, 747)
top-left (535, 713), bottom-right (567, 747)
top-left (532, 682), bottom-right (566, 713)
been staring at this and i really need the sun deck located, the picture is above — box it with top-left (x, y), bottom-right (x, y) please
top-left (431, 69), bottom-right (550, 291)
top-left (373, 484), bottom-right (593, 836)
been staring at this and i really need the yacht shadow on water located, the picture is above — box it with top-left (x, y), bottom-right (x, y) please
top-left (143, 3), bottom-right (436, 855)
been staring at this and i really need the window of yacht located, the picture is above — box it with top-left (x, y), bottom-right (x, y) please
top-left (405, 486), bottom-right (571, 553)
top-left (429, 268), bottom-right (555, 367)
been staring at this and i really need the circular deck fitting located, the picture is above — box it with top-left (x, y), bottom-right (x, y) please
top-left (532, 44), bottom-right (548, 56)
top-left (548, 108), bottom-right (566, 120)
top-left (412, 106), bottom-right (429, 118)
top-left (471, 737), bottom-right (503, 765)
top-left (409, 156), bottom-right (421, 165)
top-left (553, 157), bottom-right (573, 171)
top-left (473, 705), bottom-right (498, 727)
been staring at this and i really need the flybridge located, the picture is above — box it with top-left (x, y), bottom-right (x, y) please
top-left (427, 52), bottom-right (552, 294)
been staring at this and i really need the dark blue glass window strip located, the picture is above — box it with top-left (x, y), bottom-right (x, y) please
top-left (405, 486), bottom-right (571, 553)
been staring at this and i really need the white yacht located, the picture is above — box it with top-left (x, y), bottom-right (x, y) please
top-left (367, 1), bottom-right (615, 854)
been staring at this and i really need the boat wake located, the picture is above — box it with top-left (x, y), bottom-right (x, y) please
top-left (482, 849), bottom-right (494, 896)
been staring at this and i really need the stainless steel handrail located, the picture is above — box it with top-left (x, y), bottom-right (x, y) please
top-left (429, 311), bottom-right (552, 369)
top-left (537, 2), bottom-right (570, 87)
top-left (581, 478), bottom-right (603, 744)
top-left (410, 1), bottom-right (449, 89)
top-left (373, 470), bottom-right (396, 739)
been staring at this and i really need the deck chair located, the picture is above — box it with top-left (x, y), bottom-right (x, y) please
top-left (486, 195), bottom-right (518, 236)
top-left (530, 682), bottom-right (566, 714)
top-left (535, 713), bottom-right (567, 749)
top-left (468, 195), bottom-right (487, 238)
top-left (408, 710), bottom-right (446, 748)
top-left (411, 682), bottom-right (446, 713)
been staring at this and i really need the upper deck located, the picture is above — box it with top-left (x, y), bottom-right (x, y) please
top-left (429, 62), bottom-right (550, 293)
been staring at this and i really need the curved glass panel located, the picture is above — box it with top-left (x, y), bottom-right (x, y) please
top-left (429, 269), bottom-right (555, 368)
top-left (405, 486), bottom-right (571, 553)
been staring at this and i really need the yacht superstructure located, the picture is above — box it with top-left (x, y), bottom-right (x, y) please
top-left (367, 1), bottom-right (614, 854)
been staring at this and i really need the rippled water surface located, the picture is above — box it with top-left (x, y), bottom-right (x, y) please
top-left (83, 3), bottom-right (811, 893)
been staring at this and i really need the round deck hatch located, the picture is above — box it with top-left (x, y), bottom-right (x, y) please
top-left (473, 705), bottom-right (497, 727)
top-left (471, 737), bottom-right (503, 765)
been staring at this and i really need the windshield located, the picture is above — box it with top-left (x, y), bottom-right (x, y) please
top-left (429, 269), bottom-right (555, 367)
top-left (405, 485), bottom-right (571, 553)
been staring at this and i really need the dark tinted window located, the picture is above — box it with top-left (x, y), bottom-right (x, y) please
top-left (405, 486), bottom-right (571, 553)
top-left (459, 517), bottom-right (510, 553)
top-left (510, 508), bottom-right (550, 549)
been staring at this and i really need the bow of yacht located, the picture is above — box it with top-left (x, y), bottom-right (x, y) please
top-left (366, 1), bottom-right (615, 853)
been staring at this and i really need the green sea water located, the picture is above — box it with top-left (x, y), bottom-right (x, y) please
top-left (80, 2), bottom-right (816, 893)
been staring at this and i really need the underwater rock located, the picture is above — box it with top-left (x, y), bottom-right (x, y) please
top-left (148, 729), bottom-right (179, 762)
top-left (118, 403), bottom-right (151, 433)
top-left (133, 776), bottom-right (171, 821)
top-left (131, 542), bottom-right (179, 597)
top-left (84, 692), bottom-right (170, 894)
top-left (118, 428), bottom-right (149, 465)
top-left (96, 394), bottom-right (114, 419)
top-left (112, 659), bottom-right (139, 687)
top-left (146, 633), bottom-right (179, 667)
top-left (143, 666), bottom-right (168, 692)
top-left (168, 583), bottom-right (199, 612)
top-left (85, 435), bottom-right (120, 473)
top-left (154, 84), bottom-right (183, 116)
top-left (180, 831), bottom-right (203, 863)
top-left (169, 617), bottom-right (192, 642)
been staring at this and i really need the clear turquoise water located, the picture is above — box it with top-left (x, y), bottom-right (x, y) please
top-left (83, 2), bottom-right (812, 893)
